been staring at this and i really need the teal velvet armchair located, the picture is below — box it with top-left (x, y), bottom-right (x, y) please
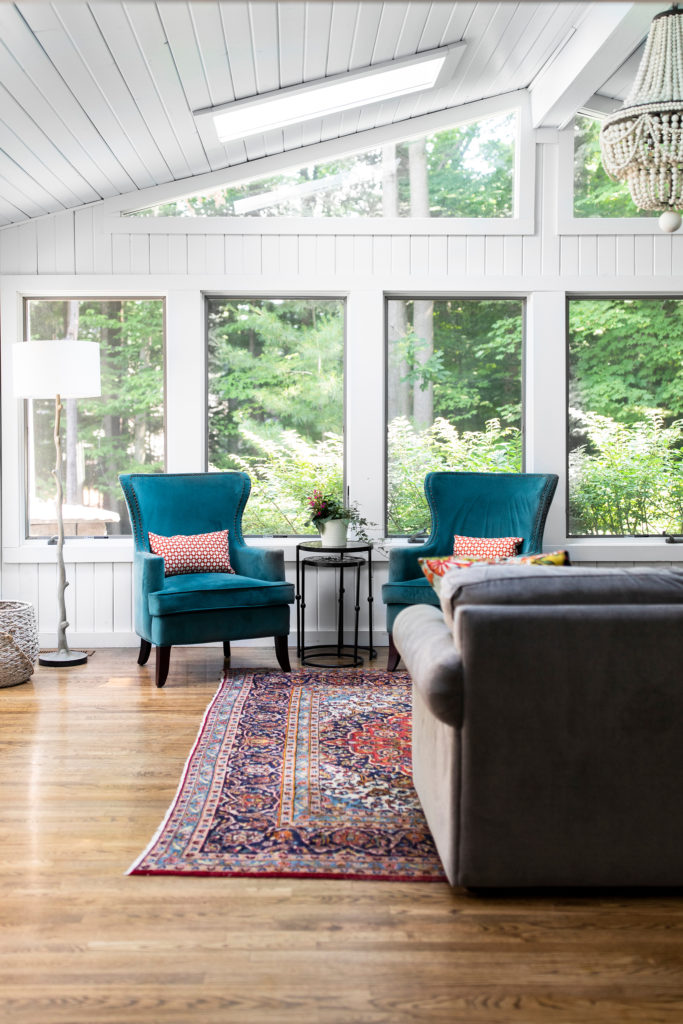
top-left (120, 472), bottom-right (294, 687)
top-left (382, 471), bottom-right (558, 670)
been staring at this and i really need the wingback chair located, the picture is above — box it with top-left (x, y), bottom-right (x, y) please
top-left (119, 472), bottom-right (294, 687)
top-left (382, 471), bottom-right (558, 670)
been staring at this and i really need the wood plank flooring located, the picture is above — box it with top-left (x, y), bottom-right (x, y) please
top-left (1, 646), bottom-right (683, 1024)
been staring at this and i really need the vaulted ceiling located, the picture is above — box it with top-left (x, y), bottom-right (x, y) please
top-left (0, 1), bottom-right (667, 226)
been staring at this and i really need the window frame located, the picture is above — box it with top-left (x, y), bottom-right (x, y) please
top-left (383, 292), bottom-right (527, 538)
top-left (20, 295), bottom-right (168, 541)
top-left (101, 93), bottom-right (536, 238)
top-left (204, 292), bottom-right (348, 539)
top-left (565, 291), bottom-right (683, 541)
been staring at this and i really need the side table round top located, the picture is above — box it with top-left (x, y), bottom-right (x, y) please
top-left (296, 540), bottom-right (373, 554)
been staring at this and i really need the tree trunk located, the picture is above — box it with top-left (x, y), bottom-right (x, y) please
top-left (65, 301), bottom-right (79, 504)
top-left (409, 140), bottom-right (434, 428)
top-left (383, 144), bottom-right (410, 417)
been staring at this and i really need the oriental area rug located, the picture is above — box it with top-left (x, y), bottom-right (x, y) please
top-left (128, 669), bottom-right (445, 882)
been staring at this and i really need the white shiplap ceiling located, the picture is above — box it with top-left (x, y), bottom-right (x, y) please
top-left (0, 1), bottom-right (666, 226)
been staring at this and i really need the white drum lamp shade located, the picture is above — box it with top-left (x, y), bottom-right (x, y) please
top-left (13, 339), bottom-right (101, 667)
top-left (13, 339), bottom-right (101, 399)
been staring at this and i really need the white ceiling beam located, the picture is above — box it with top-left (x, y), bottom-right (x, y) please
top-left (529, 2), bottom-right (663, 129)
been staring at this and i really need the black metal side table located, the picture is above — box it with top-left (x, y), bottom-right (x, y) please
top-left (295, 541), bottom-right (375, 668)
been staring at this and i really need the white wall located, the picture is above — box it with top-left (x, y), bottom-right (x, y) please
top-left (1, 130), bottom-right (682, 648)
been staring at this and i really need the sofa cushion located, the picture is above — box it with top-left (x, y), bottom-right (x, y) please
top-left (439, 564), bottom-right (683, 628)
top-left (149, 572), bottom-right (294, 616)
top-left (382, 576), bottom-right (440, 608)
top-left (453, 534), bottom-right (522, 558)
top-left (149, 529), bottom-right (234, 577)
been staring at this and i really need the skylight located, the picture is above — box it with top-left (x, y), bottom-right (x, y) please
top-left (195, 44), bottom-right (464, 144)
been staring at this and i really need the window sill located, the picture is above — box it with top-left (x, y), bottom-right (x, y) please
top-left (566, 538), bottom-right (683, 562)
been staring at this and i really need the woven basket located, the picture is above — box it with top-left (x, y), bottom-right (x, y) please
top-left (0, 601), bottom-right (39, 687)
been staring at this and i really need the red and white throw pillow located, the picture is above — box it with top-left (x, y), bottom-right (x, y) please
top-left (453, 534), bottom-right (523, 558)
top-left (148, 529), bottom-right (234, 577)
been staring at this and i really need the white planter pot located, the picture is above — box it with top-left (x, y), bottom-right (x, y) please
top-left (318, 518), bottom-right (349, 547)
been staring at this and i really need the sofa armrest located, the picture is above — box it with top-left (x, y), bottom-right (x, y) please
top-left (231, 544), bottom-right (286, 583)
top-left (393, 605), bottom-right (463, 727)
top-left (388, 540), bottom-right (444, 582)
top-left (134, 551), bottom-right (165, 640)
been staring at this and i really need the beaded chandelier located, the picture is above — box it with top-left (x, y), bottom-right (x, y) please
top-left (600, 5), bottom-right (683, 226)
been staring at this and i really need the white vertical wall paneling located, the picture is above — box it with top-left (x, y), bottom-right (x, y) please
top-left (225, 236), bottom-right (245, 276)
top-left (112, 233), bottom-right (131, 273)
top-left (597, 235), bottom-right (616, 278)
top-left (187, 234), bottom-right (207, 274)
top-left (466, 236), bottom-right (486, 276)
top-left (352, 236), bottom-right (373, 278)
top-left (654, 234), bottom-right (672, 278)
top-left (18, 222), bottom-right (38, 273)
top-left (579, 236), bottom-right (597, 278)
top-left (560, 235), bottom-right (579, 277)
top-left (130, 233), bottom-right (150, 274)
top-left (428, 235), bottom-right (447, 277)
top-left (336, 235), bottom-right (355, 275)
top-left (525, 291), bottom-right (567, 549)
top-left (36, 217), bottom-right (57, 273)
top-left (261, 236), bottom-right (280, 276)
top-left (391, 236), bottom-right (410, 275)
top-left (205, 234), bottom-right (225, 275)
top-left (447, 235), bottom-right (467, 276)
top-left (672, 235), bottom-right (683, 275)
top-left (74, 208), bottom-right (95, 273)
top-left (485, 236), bottom-right (504, 277)
top-left (278, 236), bottom-right (299, 275)
top-left (168, 234), bottom-right (188, 274)
top-left (298, 236), bottom-right (317, 277)
top-left (634, 236), bottom-right (654, 277)
top-left (91, 205), bottom-right (113, 273)
top-left (503, 235), bottom-right (523, 276)
top-left (243, 235), bottom-right (262, 274)
top-left (149, 234), bottom-right (170, 274)
top-left (112, 562), bottom-right (133, 634)
top-left (373, 236), bottom-right (391, 274)
top-left (75, 562), bottom-right (96, 635)
top-left (317, 236), bottom-right (337, 276)
top-left (616, 235), bottom-right (635, 278)
top-left (410, 236), bottom-right (429, 276)
top-left (93, 563), bottom-right (114, 634)
top-left (54, 211), bottom-right (75, 272)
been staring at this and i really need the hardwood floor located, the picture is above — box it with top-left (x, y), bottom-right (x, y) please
top-left (1, 647), bottom-right (683, 1024)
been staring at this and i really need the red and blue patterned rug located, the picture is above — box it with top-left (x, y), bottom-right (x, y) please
top-left (128, 669), bottom-right (446, 882)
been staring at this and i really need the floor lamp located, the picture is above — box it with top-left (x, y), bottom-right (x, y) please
top-left (13, 340), bottom-right (101, 667)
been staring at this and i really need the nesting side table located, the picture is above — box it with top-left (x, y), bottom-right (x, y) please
top-left (295, 541), bottom-right (376, 668)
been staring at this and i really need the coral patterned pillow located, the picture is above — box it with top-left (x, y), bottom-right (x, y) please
top-left (453, 535), bottom-right (522, 558)
top-left (148, 529), bottom-right (234, 577)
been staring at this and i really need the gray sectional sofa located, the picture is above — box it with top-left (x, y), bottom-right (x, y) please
top-left (393, 564), bottom-right (683, 888)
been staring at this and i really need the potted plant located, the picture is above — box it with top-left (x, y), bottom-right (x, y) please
top-left (306, 488), bottom-right (373, 547)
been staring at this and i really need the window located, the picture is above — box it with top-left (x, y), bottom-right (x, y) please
top-left (568, 297), bottom-right (683, 536)
top-left (23, 299), bottom-right (165, 537)
top-left (131, 112), bottom-right (515, 219)
top-left (206, 298), bottom-right (345, 535)
top-left (573, 114), bottom-right (654, 219)
top-left (386, 298), bottom-right (524, 536)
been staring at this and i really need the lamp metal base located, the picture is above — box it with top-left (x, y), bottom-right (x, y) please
top-left (39, 650), bottom-right (88, 667)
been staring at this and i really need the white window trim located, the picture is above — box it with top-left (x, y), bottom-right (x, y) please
top-left (101, 92), bottom-right (535, 237)
top-left (4, 274), bottom-right (683, 566)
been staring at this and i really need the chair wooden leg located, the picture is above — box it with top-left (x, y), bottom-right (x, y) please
top-left (274, 635), bottom-right (291, 673)
top-left (155, 645), bottom-right (171, 688)
top-left (137, 639), bottom-right (152, 666)
top-left (387, 634), bottom-right (401, 672)
top-left (223, 641), bottom-right (231, 659)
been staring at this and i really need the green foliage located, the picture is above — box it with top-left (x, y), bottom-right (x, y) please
top-left (28, 299), bottom-right (164, 534)
top-left (573, 114), bottom-right (653, 219)
top-left (387, 417), bottom-right (522, 535)
top-left (569, 411), bottom-right (683, 535)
